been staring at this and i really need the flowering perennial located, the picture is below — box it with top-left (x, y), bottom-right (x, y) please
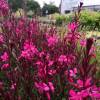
top-left (0, 2), bottom-right (99, 100)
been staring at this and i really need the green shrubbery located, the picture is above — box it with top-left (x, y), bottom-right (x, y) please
top-left (55, 14), bottom-right (72, 26)
top-left (56, 10), bottom-right (100, 31)
top-left (55, 15), bottom-right (66, 25)
top-left (80, 10), bottom-right (100, 31)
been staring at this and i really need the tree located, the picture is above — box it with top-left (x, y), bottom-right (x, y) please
top-left (8, 0), bottom-right (41, 14)
top-left (27, 0), bottom-right (41, 15)
top-left (42, 3), bottom-right (59, 16)
top-left (8, 0), bottom-right (24, 12)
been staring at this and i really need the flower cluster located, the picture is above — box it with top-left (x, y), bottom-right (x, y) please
top-left (20, 40), bottom-right (38, 60)
top-left (0, 2), bottom-right (99, 100)
top-left (0, 0), bottom-right (9, 16)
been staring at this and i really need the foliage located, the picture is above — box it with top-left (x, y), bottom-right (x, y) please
top-left (8, 0), bottom-right (41, 14)
top-left (27, 0), bottom-right (41, 15)
top-left (8, 0), bottom-right (24, 12)
top-left (55, 10), bottom-right (100, 31)
top-left (80, 10), bottom-right (100, 31)
top-left (0, 1), bottom-right (100, 100)
top-left (42, 3), bottom-right (59, 16)
top-left (56, 15), bottom-right (66, 26)
top-left (55, 14), bottom-right (73, 26)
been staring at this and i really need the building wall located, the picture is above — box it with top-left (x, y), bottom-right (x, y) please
top-left (73, 5), bottom-right (100, 12)
top-left (61, 0), bottom-right (81, 14)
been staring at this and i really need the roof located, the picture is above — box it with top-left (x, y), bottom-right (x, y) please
top-left (74, 0), bottom-right (100, 7)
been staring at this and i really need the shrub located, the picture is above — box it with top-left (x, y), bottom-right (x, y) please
top-left (80, 10), bottom-right (100, 31)
top-left (56, 10), bottom-right (100, 31)
top-left (56, 15), bottom-right (66, 26)
top-left (0, 1), bottom-right (100, 100)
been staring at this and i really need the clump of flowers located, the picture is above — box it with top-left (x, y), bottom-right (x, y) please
top-left (0, 0), bottom-right (9, 16)
top-left (0, 2), bottom-right (100, 100)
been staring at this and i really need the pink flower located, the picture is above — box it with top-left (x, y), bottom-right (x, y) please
top-left (1, 63), bottom-right (9, 70)
top-left (68, 22), bottom-right (78, 32)
top-left (47, 34), bottom-right (58, 47)
top-left (77, 79), bottom-right (83, 88)
top-left (65, 32), bottom-right (80, 43)
top-left (20, 41), bottom-right (38, 60)
top-left (1, 52), bottom-right (9, 62)
top-left (35, 82), bottom-right (54, 100)
top-left (89, 45), bottom-right (96, 55)
top-left (80, 39), bottom-right (86, 47)
top-left (35, 82), bottom-right (49, 93)
top-left (69, 86), bottom-right (100, 100)
top-left (69, 90), bottom-right (83, 100)
top-left (0, 0), bottom-right (9, 16)
top-left (36, 61), bottom-right (43, 66)
top-left (48, 60), bottom-right (54, 67)
top-left (58, 55), bottom-right (75, 64)
top-left (48, 82), bottom-right (54, 93)
top-left (48, 70), bottom-right (56, 76)
top-left (58, 55), bottom-right (67, 64)
top-left (46, 92), bottom-right (51, 100)
top-left (69, 68), bottom-right (77, 77)
top-left (39, 51), bottom-right (45, 57)
top-left (88, 86), bottom-right (100, 99)
top-left (69, 89), bottom-right (89, 100)
top-left (11, 83), bottom-right (16, 90)
top-left (77, 78), bottom-right (92, 88)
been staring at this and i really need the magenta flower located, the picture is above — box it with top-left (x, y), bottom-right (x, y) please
top-left (1, 63), bottom-right (9, 70)
top-left (0, 0), bottom-right (9, 16)
top-left (1, 52), bottom-right (9, 62)
top-left (35, 82), bottom-right (49, 93)
top-left (46, 92), bottom-right (51, 100)
top-left (35, 82), bottom-right (54, 100)
top-left (69, 86), bottom-right (100, 100)
top-left (11, 83), bottom-right (16, 90)
top-left (89, 45), bottom-right (96, 56)
top-left (69, 68), bottom-right (77, 77)
top-left (80, 39), bottom-right (86, 47)
top-left (68, 22), bottom-right (78, 32)
top-left (46, 34), bottom-right (58, 47)
top-left (77, 79), bottom-right (83, 88)
top-left (48, 60), bottom-right (54, 67)
top-left (58, 55), bottom-right (67, 64)
top-left (36, 61), bottom-right (43, 66)
top-left (58, 55), bottom-right (75, 65)
top-left (39, 51), bottom-right (45, 57)
top-left (65, 32), bottom-right (80, 43)
top-left (20, 41), bottom-right (38, 60)
top-left (77, 78), bottom-right (92, 88)
top-left (48, 82), bottom-right (55, 93)
top-left (69, 89), bottom-right (86, 100)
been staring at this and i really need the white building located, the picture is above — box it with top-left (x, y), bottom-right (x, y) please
top-left (60, 0), bottom-right (81, 14)
top-left (60, 0), bottom-right (100, 14)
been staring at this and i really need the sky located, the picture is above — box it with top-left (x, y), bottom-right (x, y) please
top-left (34, 0), bottom-right (61, 7)
top-left (35, 0), bottom-right (100, 7)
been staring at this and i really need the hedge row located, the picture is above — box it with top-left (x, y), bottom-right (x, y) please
top-left (56, 10), bottom-right (100, 31)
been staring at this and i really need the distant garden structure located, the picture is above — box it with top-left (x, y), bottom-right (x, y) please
top-left (60, 0), bottom-right (100, 14)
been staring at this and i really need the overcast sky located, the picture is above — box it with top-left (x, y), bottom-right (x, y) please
top-left (34, 0), bottom-right (100, 7)
top-left (34, 0), bottom-right (61, 7)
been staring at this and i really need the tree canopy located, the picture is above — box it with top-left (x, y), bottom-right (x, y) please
top-left (42, 3), bottom-right (59, 16)
top-left (8, 0), bottom-right (40, 13)
top-left (27, 0), bottom-right (41, 14)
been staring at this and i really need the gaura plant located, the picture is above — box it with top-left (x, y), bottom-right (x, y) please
top-left (0, 1), bottom-right (100, 100)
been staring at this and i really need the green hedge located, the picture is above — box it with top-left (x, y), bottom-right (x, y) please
top-left (55, 10), bottom-right (100, 31)
top-left (79, 10), bottom-right (100, 31)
